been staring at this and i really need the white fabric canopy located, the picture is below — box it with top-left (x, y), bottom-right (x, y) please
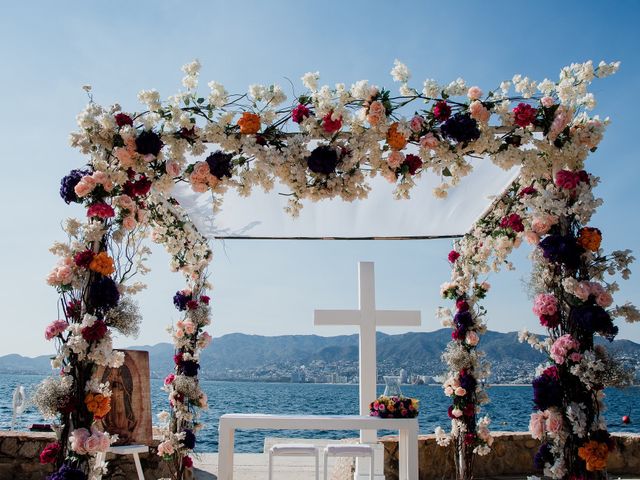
top-left (172, 156), bottom-right (519, 240)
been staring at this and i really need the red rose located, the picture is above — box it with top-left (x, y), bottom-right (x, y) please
top-left (433, 101), bottom-right (451, 121)
top-left (81, 319), bottom-right (108, 342)
top-left (554, 170), bottom-right (579, 190)
top-left (74, 250), bottom-right (95, 268)
top-left (187, 300), bottom-right (199, 310)
top-left (182, 456), bottom-right (193, 468)
top-left (114, 113), bottom-right (133, 127)
top-left (87, 202), bottom-right (115, 219)
top-left (463, 403), bottom-right (475, 417)
top-left (124, 175), bottom-right (152, 197)
top-left (292, 104), bottom-right (311, 124)
top-left (403, 154), bottom-right (423, 175)
top-left (448, 250), bottom-right (460, 263)
top-left (322, 111), bottom-right (342, 133)
top-left (500, 213), bottom-right (524, 233)
top-left (200, 295), bottom-right (210, 305)
top-left (39, 442), bottom-right (60, 464)
top-left (174, 353), bottom-right (184, 365)
top-left (464, 433), bottom-right (476, 445)
top-left (577, 170), bottom-right (590, 184)
top-left (540, 313), bottom-right (560, 328)
top-left (519, 186), bottom-right (537, 197)
top-left (512, 103), bottom-right (538, 128)
top-left (456, 299), bottom-right (469, 312)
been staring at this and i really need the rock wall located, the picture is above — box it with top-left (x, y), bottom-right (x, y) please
top-left (380, 431), bottom-right (640, 479)
top-left (0, 431), bottom-right (172, 480)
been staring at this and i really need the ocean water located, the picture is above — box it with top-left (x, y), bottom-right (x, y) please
top-left (1, 374), bottom-right (638, 453)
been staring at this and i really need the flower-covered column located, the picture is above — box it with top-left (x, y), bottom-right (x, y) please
top-left (521, 168), bottom-right (638, 479)
top-left (436, 183), bottom-right (527, 479)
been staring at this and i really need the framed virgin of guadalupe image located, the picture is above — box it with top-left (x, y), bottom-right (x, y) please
top-left (94, 349), bottom-right (153, 445)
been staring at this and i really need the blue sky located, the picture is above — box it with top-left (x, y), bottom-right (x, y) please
top-left (1, 0), bottom-right (639, 356)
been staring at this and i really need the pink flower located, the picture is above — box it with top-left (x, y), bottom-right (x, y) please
top-left (454, 386), bottom-right (467, 396)
top-left (465, 331), bottom-right (479, 346)
top-left (524, 231), bottom-right (540, 245)
top-left (419, 132), bottom-right (438, 149)
top-left (545, 409), bottom-right (564, 434)
top-left (191, 181), bottom-right (208, 193)
top-left (444, 386), bottom-right (454, 396)
top-left (387, 151), bottom-right (404, 169)
top-left (74, 177), bottom-right (96, 198)
top-left (529, 412), bottom-right (546, 440)
top-left (596, 292), bottom-right (613, 308)
top-left (469, 101), bottom-right (490, 123)
top-left (533, 293), bottom-right (558, 317)
top-left (122, 216), bottom-right (136, 230)
top-left (87, 202), bottom-right (115, 219)
top-left (199, 331), bottom-right (213, 348)
top-left (467, 86), bottom-right (483, 100)
top-left (451, 408), bottom-right (463, 418)
top-left (157, 440), bottom-right (175, 456)
top-left (45, 319), bottom-right (68, 340)
top-left (550, 334), bottom-right (579, 365)
top-left (322, 111), bottom-right (342, 133)
top-left (409, 115), bottom-right (424, 133)
top-left (569, 352), bottom-right (583, 363)
top-left (548, 106), bottom-right (573, 141)
top-left (69, 428), bottom-right (90, 455)
top-left (448, 250), bottom-right (460, 263)
top-left (574, 282), bottom-right (591, 301)
top-left (541, 96), bottom-right (555, 108)
top-left (183, 321), bottom-right (196, 335)
top-left (85, 431), bottom-right (107, 453)
top-left (531, 215), bottom-right (556, 235)
top-left (115, 194), bottom-right (136, 212)
top-left (366, 101), bottom-right (386, 126)
top-left (164, 373), bottom-right (175, 385)
top-left (166, 161), bottom-right (181, 177)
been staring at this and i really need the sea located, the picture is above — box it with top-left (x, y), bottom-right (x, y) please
top-left (1, 374), bottom-right (638, 453)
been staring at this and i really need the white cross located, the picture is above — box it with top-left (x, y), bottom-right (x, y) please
top-left (314, 261), bottom-right (421, 444)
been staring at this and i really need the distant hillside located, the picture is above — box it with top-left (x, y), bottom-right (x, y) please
top-left (3, 330), bottom-right (640, 383)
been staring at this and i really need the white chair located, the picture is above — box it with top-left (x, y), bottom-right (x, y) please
top-left (94, 444), bottom-right (148, 480)
top-left (268, 443), bottom-right (319, 480)
top-left (323, 444), bottom-right (374, 480)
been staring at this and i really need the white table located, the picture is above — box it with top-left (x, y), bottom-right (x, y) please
top-left (218, 414), bottom-right (419, 480)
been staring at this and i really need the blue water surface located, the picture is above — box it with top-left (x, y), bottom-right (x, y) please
top-left (1, 374), bottom-right (638, 453)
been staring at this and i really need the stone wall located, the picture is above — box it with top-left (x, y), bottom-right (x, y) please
top-left (380, 431), bottom-right (640, 480)
top-left (0, 431), bottom-right (172, 480)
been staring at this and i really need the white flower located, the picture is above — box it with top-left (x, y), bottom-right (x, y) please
top-left (207, 81), bottom-right (228, 109)
top-left (301, 71), bottom-right (320, 91)
top-left (422, 79), bottom-right (440, 98)
top-left (138, 89), bottom-right (161, 110)
top-left (249, 84), bottom-right (266, 102)
top-left (390, 59), bottom-right (410, 83)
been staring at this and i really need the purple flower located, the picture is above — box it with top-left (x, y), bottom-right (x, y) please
top-left (307, 145), bottom-right (339, 175)
top-left (454, 310), bottom-right (473, 327)
top-left (459, 371), bottom-right (477, 392)
top-left (440, 113), bottom-right (480, 144)
top-left (135, 130), bottom-right (163, 156)
top-left (569, 303), bottom-right (618, 341)
top-left (88, 276), bottom-right (120, 312)
top-left (533, 443), bottom-right (553, 470)
top-left (47, 464), bottom-right (87, 480)
top-left (181, 360), bottom-right (200, 377)
top-left (532, 370), bottom-right (562, 411)
top-left (59, 169), bottom-right (89, 204)
top-left (538, 234), bottom-right (583, 269)
top-left (205, 151), bottom-right (233, 179)
top-left (181, 429), bottom-right (196, 450)
top-left (173, 291), bottom-right (192, 311)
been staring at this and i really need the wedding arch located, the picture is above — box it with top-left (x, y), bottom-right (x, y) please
top-left (36, 58), bottom-right (638, 480)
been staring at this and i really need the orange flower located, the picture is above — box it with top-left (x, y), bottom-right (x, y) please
top-left (386, 122), bottom-right (408, 150)
top-left (85, 392), bottom-right (111, 419)
top-left (237, 112), bottom-right (261, 134)
top-left (89, 252), bottom-right (115, 276)
top-left (577, 227), bottom-right (602, 251)
top-left (578, 440), bottom-right (608, 472)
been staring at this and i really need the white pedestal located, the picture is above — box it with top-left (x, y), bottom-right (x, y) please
top-left (354, 444), bottom-right (385, 480)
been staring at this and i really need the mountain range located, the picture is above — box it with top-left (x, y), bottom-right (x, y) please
top-left (3, 330), bottom-right (640, 383)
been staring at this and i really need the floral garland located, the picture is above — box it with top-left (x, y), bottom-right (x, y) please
top-left (38, 58), bottom-right (623, 480)
top-left (519, 169), bottom-right (638, 479)
top-left (435, 182), bottom-right (528, 478)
